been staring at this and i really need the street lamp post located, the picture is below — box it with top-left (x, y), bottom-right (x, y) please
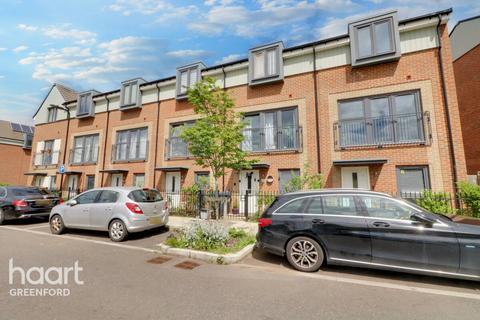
top-left (50, 104), bottom-right (71, 193)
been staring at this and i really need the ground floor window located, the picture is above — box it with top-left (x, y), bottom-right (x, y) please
top-left (396, 166), bottom-right (430, 196)
top-left (34, 176), bottom-right (44, 187)
top-left (194, 172), bottom-right (210, 190)
top-left (48, 176), bottom-right (56, 190)
top-left (86, 175), bottom-right (95, 190)
top-left (279, 169), bottom-right (300, 193)
top-left (134, 173), bottom-right (145, 188)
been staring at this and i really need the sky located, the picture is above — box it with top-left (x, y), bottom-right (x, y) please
top-left (0, 0), bottom-right (478, 125)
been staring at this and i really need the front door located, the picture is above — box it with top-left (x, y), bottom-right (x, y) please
top-left (111, 174), bottom-right (123, 187)
top-left (357, 195), bottom-right (460, 272)
top-left (67, 175), bottom-right (79, 198)
top-left (239, 170), bottom-right (259, 215)
top-left (341, 166), bottom-right (370, 189)
top-left (165, 172), bottom-right (181, 208)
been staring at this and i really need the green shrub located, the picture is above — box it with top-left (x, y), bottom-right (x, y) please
top-left (416, 190), bottom-right (454, 215)
top-left (228, 228), bottom-right (247, 239)
top-left (283, 162), bottom-right (323, 193)
top-left (0, 182), bottom-right (9, 186)
top-left (458, 181), bottom-right (480, 218)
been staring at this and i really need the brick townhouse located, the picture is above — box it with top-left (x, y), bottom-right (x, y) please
top-left (0, 120), bottom-right (33, 185)
top-left (450, 15), bottom-right (480, 184)
top-left (28, 8), bottom-right (467, 204)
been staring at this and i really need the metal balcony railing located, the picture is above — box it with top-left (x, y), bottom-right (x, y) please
top-left (333, 112), bottom-right (431, 150)
top-left (165, 137), bottom-right (191, 160)
top-left (241, 126), bottom-right (302, 153)
top-left (111, 141), bottom-right (149, 162)
top-left (69, 147), bottom-right (99, 165)
top-left (32, 150), bottom-right (61, 167)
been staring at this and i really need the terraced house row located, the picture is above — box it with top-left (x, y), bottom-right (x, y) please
top-left (27, 8), bottom-right (467, 200)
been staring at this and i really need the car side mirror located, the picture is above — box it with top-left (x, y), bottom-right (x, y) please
top-left (411, 213), bottom-right (434, 226)
top-left (67, 199), bottom-right (77, 206)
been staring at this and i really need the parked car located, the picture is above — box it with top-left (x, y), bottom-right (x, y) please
top-left (49, 187), bottom-right (169, 242)
top-left (0, 186), bottom-right (62, 224)
top-left (256, 189), bottom-right (480, 281)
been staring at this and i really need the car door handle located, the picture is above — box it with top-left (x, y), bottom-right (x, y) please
top-left (373, 221), bottom-right (390, 228)
top-left (312, 219), bottom-right (325, 224)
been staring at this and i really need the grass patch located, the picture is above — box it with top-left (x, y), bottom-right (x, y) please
top-left (165, 221), bottom-right (255, 254)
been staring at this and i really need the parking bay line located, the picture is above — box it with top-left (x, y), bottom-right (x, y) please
top-left (237, 263), bottom-right (480, 301)
top-left (0, 225), bottom-right (159, 254)
top-left (25, 224), bottom-right (50, 230)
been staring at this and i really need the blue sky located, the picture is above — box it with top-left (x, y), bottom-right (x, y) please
top-left (0, 0), bottom-right (478, 125)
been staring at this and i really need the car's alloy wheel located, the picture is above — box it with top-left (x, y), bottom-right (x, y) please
top-left (50, 215), bottom-right (65, 234)
top-left (109, 220), bottom-right (128, 242)
top-left (286, 237), bottom-right (324, 272)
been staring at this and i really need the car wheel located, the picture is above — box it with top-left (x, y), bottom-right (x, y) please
top-left (0, 209), bottom-right (5, 225)
top-left (286, 236), bottom-right (324, 272)
top-left (50, 215), bottom-right (66, 235)
top-left (109, 219), bottom-right (128, 242)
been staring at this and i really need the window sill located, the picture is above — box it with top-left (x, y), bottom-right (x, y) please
top-left (69, 162), bottom-right (98, 166)
top-left (249, 74), bottom-right (283, 86)
top-left (112, 159), bottom-right (147, 164)
top-left (119, 103), bottom-right (140, 110)
top-left (243, 148), bottom-right (301, 155)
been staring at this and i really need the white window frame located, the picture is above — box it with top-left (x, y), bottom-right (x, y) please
top-left (175, 62), bottom-right (205, 99)
top-left (248, 41), bottom-right (284, 86)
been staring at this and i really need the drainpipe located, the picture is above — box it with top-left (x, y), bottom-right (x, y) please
top-left (100, 95), bottom-right (110, 187)
top-left (59, 103), bottom-right (70, 192)
top-left (312, 46), bottom-right (321, 174)
top-left (436, 14), bottom-right (459, 207)
top-left (222, 66), bottom-right (226, 191)
top-left (152, 82), bottom-right (161, 189)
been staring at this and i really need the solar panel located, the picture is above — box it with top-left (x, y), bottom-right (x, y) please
top-left (10, 123), bottom-right (22, 132)
top-left (20, 124), bottom-right (31, 133)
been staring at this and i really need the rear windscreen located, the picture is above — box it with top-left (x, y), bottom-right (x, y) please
top-left (128, 189), bottom-right (163, 202)
top-left (11, 188), bottom-right (44, 197)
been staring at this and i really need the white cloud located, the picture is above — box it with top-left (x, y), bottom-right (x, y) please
top-left (13, 46), bottom-right (28, 52)
top-left (166, 49), bottom-right (210, 58)
top-left (215, 53), bottom-right (244, 64)
top-left (0, 75), bottom-right (4, 79)
top-left (108, 0), bottom-right (198, 22)
top-left (0, 47), bottom-right (7, 52)
top-left (17, 23), bottom-right (38, 31)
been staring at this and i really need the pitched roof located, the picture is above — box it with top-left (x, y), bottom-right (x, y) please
top-left (0, 120), bottom-right (25, 142)
top-left (55, 83), bottom-right (77, 102)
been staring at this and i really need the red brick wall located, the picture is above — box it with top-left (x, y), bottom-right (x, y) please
top-left (453, 44), bottom-right (480, 175)
top-left (0, 144), bottom-right (31, 185)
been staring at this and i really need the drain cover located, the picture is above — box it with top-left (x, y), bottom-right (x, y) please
top-left (174, 261), bottom-right (200, 270)
top-left (147, 256), bottom-right (172, 264)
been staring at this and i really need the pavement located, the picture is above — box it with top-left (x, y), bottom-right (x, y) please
top-left (1, 217), bottom-right (480, 320)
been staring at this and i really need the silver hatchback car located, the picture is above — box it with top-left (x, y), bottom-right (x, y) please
top-left (49, 187), bottom-right (169, 242)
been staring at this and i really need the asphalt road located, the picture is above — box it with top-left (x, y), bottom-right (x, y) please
top-left (1, 218), bottom-right (480, 320)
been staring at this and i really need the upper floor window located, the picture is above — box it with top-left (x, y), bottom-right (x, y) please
top-left (242, 107), bottom-right (301, 152)
top-left (33, 139), bottom-right (61, 166)
top-left (349, 11), bottom-right (400, 67)
top-left (120, 78), bottom-right (145, 110)
top-left (176, 63), bottom-right (205, 99)
top-left (165, 121), bottom-right (194, 159)
top-left (23, 133), bottom-right (33, 149)
top-left (76, 91), bottom-right (96, 118)
top-left (113, 127), bottom-right (148, 162)
top-left (47, 107), bottom-right (57, 123)
top-left (336, 91), bottom-right (425, 148)
top-left (70, 134), bottom-right (99, 165)
top-left (248, 42), bottom-right (284, 85)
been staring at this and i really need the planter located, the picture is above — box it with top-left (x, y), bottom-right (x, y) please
top-left (200, 209), bottom-right (209, 220)
top-left (156, 243), bottom-right (255, 265)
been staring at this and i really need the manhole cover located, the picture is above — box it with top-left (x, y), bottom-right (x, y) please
top-left (147, 256), bottom-right (172, 264)
top-left (174, 261), bottom-right (200, 270)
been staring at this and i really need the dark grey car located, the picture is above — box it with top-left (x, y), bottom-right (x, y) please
top-left (257, 189), bottom-right (480, 280)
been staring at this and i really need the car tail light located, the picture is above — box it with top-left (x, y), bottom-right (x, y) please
top-left (126, 202), bottom-right (143, 214)
top-left (59, 198), bottom-right (64, 204)
top-left (258, 218), bottom-right (272, 228)
top-left (12, 199), bottom-right (28, 208)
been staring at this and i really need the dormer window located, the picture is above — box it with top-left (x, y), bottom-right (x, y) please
top-left (176, 62), bottom-right (205, 99)
top-left (120, 78), bottom-right (145, 110)
top-left (76, 91), bottom-right (98, 118)
top-left (248, 41), bottom-right (284, 86)
top-left (349, 11), bottom-right (401, 67)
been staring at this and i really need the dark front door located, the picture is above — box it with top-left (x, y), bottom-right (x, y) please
top-left (357, 195), bottom-right (459, 273)
top-left (304, 195), bottom-right (371, 263)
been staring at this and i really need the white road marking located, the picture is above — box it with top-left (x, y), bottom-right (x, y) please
top-left (25, 224), bottom-right (50, 230)
top-left (236, 263), bottom-right (480, 301)
top-left (0, 225), bottom-right (159, 253)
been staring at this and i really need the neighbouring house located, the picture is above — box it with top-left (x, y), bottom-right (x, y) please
top-left (0, 120), bottom-right (33, 185)
top-left (450, 15), bottom-right (480, 184)
top-left (28, 8), bottom-right (467, 209)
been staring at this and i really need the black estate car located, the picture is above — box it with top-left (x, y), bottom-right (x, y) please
top-left (0, 186), bottom-right (61, 224)
top-left (256, 189), bottom-right (480, 280)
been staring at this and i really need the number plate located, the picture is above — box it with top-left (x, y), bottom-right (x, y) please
top-left (149, 216), bottom-right (162, 225)
top-left (35, 199), bottom-right (52, 206)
